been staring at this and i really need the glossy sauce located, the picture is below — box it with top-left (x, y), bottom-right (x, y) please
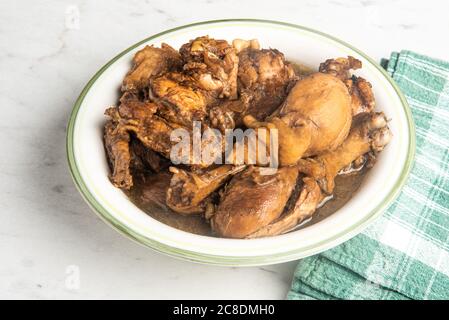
top-left (127, 169), bottom-right (367, 237)
top-left (126, 172), bottom-right (213, 236)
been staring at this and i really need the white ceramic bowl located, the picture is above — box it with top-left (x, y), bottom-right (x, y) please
top-left (67, 19), bottom-right (415, 266)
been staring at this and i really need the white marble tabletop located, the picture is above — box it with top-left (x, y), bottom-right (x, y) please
top-left (1, 0), bottom-right (448, 299)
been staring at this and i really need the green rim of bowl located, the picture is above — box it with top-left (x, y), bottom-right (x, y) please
top-left (66, 19), bottom-right (416, 266)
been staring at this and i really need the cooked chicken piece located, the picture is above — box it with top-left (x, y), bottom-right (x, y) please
top-left (108, 110), bottom-right (175, 158)
top-left (104, 93), bottom-right (179, 189)
top-left (180, 36), bottom-right (239, 99)
top-left (115, 91), bottom-right (159, 119)
top-left (238, 48), bottom-right (296, 91)
top-left (150, 37), bottom-right (241, 127)
top-left (212, 111), bottom-right (391, 238)
top-left (122, 44), bottom-right (182, 93)
top-left (320, 56), bottom-right (375, 115)
top-left (209, 102), bottom-right (240, 132)
top-left (210, 47), bottom-right (297, 131)
top-left (105, 90), bottom-right (225, 181)
top-left (130, 138), bottom-right (170, 173)
top-left (104, 92), bottom-right (160, 189)
top-left (297, 112), bottom-right (392, 194)
top-left (104, 119), bottom-right (133, 189)
top-left (150, 72), bottom-right (208, 126)
top-left (319, 56), bottom-right (361, 81)
top-left (244, 72), bottom-right (352, 166)
top-left (112, 95), bottom-right (176, 155)
top-left (166, 165), bottom-right (245, 214)
top-left (211, 166), bottom-right (299, 238)
top-left (246, 177), bottom-right (322, 238)
top-left (345, 76), bottom-right (376, 115)
top-left (104, 36), bottom-right (393, 239)
top-left (241, 57), bottom-right (376, 167)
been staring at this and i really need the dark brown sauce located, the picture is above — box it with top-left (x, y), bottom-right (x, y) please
top-left (299, 168), bottom-right (367, 229)
top-left (126, 172), bottom-right (213, 236)
top-left (126, 169), bottom-right (367, 237)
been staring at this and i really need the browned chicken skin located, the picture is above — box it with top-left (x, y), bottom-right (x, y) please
top-left (211, 166), bottom-right (299, 238)
top-left (104, 92), bottom-right (161, 189)
top-left (245, 112), bottom-right (391, 238)
top-left (122, 44), bottom-right (182, 93)
top-left (246, 177), bottom-right (322, 238)
top-left (319, 56), bottom-right (362, 81)
top-left (242, 56), bottom-right (376, 167)
top-left (106, 37), bottom-right (299, 186)
top-left (320, 56), bottom-right (375, 115)
top-left (210, 45), bottom-right (297, 131)
top-left (103, 36), bottom-right (391, 238)
top-left (180, 36), bottom-right (239, 99)
top-left (212, 111), bottom-right (391, 238)
top-left (104, 119), bottom-right (132, 189)
top-left (166, 165), bottom-right (245, 214)
top-left (297, 112), bottom-right (392, 194)
top-left (150, 72), bottom-right (208, 126)
top-left (104, 92), bottom-right (178, 188)
top-left (243, 73), bottom-right (351, 167)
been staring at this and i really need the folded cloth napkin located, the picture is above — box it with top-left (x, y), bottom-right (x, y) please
top-left (288, 51), bottom-right (449, 300)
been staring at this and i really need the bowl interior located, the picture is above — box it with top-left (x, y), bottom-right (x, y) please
top-left (68, 20), bottom-right (413, 264)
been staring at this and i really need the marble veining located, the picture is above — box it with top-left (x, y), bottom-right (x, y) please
top-left (0, 0), bottom-right (447, 299)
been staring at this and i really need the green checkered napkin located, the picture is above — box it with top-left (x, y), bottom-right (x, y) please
top-left (288, 51), bottom-right (449, 300)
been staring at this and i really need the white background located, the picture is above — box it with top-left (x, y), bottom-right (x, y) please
top-left (1, 0), bottom-right (448, 299)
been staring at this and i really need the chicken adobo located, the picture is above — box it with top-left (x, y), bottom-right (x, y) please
top-left (104, 36), bottom-right (392, 238)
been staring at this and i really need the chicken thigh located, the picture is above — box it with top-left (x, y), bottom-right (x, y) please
top-left (210, 43), bottom-right (297, 131)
